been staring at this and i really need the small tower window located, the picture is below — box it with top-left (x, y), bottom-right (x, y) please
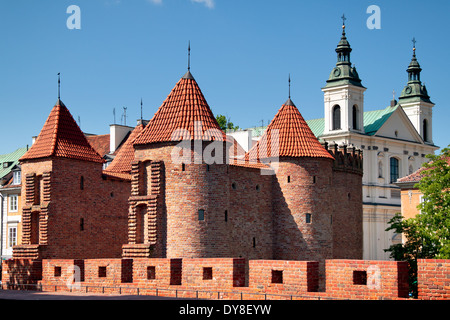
top-left (332, 105), bottom-right (341, 130)
top-left (182, 163), bottom-right (186, 171)
top-left (80, 176), bottom-right (84, 190)
top-left (224, 210), bottom-right (228, 222)
top-left (287, 176), bottom-right (291, 183)
top-left (306, 213), bottom-right (312, 224)
top-left (80, 218), bottom-right (84, 231)
top-left (198, 209), bottom-right (205, 221)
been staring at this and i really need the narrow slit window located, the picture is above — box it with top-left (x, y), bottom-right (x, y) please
top-left (306, 213), bottom-right (312, 224)
top-left (224, 210), bottom-right (228, 222)
top-left (198, 209), bottom-right (205, 221)
top-left (80, 176), bottom-right (84, 190)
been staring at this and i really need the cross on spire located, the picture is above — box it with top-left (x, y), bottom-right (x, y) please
top-left (341, 14), bottom-right (346, 26)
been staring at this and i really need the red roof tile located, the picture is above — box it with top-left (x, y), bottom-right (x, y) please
top-left (134, 72), bottom-right (226, 146)
top-left (105, 124), bottom-right (144, 173)
top-left (247, 99), bottom-right (334, 161)
top-left (86, 134), bottom-right (110, 157)
top-left (20, 100), bottom-right (104, 163)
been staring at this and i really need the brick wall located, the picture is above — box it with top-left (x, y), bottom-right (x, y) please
top-left (248, 260), bottom-right (319, 295)
top-left (132, 258), bottom-right (181, 287)
top-left (1, 259), bottom-right (42, 288)
top-left (5, 258), bottom-right (450, 299)
top-left (325, 259), bottom-right (409, 299)
top-left (182, 258), bottom-right (246, 289)
top-left (417, 259), bottom-right (450, 300)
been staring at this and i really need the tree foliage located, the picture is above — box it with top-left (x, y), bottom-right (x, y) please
top-left (215, 114), bottom-right (239, 132)
top-left (385, 144), bottom-right (450, 297)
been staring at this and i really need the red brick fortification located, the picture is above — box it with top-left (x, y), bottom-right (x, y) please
top-left (7, 258), bottom-right (449, 300)
top-left (127, 141), bottom-right (274, 260)
top-left (14, 158), bottom-right (130, 260)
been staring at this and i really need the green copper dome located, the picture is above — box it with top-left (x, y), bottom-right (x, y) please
top-left (324, 24), bottom-right (364, 89)
top-left (399, 46), bottom-right (433, 104)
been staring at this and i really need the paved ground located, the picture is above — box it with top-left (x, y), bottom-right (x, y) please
top-left (0, 289), bottom-right (182, 300)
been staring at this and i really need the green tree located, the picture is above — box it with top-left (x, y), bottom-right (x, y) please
top-left (384, 144), bottom-right (450, 297)
top-left (416, 145), bottom-right (450, 258)
top-left (215, 114), bottom-right (239, 132)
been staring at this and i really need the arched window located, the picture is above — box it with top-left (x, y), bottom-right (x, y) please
top-left (352, 105), bottom-right (359, 130)
top-left (423, 119), bottom-right (429, 142)
top-left (390, 158), bottom-right (399, 184)
top-left (332, 105), bottom-right (341, 130)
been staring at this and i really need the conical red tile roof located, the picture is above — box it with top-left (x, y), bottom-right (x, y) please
top-left (134, 71), bottom-right (226, 146)
top-left (247, 99), bottom-right (334, 161)
top-left (105, 123), bottom-right (145, 173)
top-left (20, 100), bottom-right (104, 163)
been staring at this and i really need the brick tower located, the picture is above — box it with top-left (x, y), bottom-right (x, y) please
top-left (123, 69), bottom-right (231, 259)
top-left (247, 96), bottom-right (337, 262)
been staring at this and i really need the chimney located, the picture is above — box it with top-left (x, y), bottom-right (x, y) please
top-left (110, 124), bottom-right (133, 154)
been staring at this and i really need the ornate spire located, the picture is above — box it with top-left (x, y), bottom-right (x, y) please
top-left (183, 41), bottom-right (194, 80)
top-left (57, 72), bottom-right (61, 99)
top-left (285, 73), bottom-right (294, 106)
top-left (323, 15), bottom-right (364, 89)
top-left (399, 38), bottom-right (432, 104)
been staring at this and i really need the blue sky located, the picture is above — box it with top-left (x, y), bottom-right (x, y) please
top-left (0, 0), bottom-right (449, 154)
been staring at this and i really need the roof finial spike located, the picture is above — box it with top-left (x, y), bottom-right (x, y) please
top-left (57, 72), bottom-right (61, 100)
top-left (140, 98), bottom-right (143, 121)
top-left (188, 40), bottom-right (191, 71)
top-left (288, 73), bottom-right (291, 99)
top-left (412, 37), bottom-right (417, 56)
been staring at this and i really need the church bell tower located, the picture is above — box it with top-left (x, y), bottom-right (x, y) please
top-left (398, 39), bottom-right (434, 144)
top-left (322, 16), bottom-right (366, 137)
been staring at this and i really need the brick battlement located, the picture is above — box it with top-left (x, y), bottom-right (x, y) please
top-left (3, 258), bottom-right (448, 300)
top-left (322, 142), bottom-right (363, 175)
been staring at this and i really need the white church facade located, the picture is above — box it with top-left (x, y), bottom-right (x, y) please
top-left (231, 22), bottom-right (438, 260)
